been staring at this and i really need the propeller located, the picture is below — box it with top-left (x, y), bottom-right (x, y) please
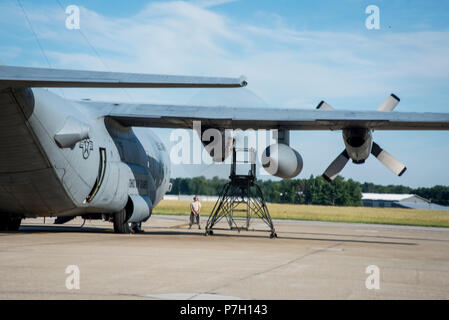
top-left (371, 142), bottom-right (406, 176)
top-left (322, 150), bottom-right (350, 182)
top-left (316, 100), bottom-right (334, 110)
top-left (318, 93), bottom-right (407, 181)
top-left (377, 94), bottom-right (400, 112)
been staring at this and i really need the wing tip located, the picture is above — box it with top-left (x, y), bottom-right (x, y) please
top-left (239, 76), bottom-right (248, 87)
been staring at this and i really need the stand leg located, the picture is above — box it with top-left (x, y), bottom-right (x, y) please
top-left (205, 181), bottom-right (276, 238)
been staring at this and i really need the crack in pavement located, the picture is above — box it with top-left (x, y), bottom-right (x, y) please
top-left (205, 242), bottom-right (343, 295)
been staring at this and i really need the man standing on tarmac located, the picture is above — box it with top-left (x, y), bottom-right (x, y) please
top-left (189, 196), bottom-right (202, 229)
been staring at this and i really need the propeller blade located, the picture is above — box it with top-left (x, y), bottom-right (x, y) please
top-left (371, 142), bottom-right (407, 176)
top-left (316, 100), bottom-right (334, 110)
top-left (377, 93), bottom-right (400, 112)
top-left (323, 150), bottom-right (350, 182)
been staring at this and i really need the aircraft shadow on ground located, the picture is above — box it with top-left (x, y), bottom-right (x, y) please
top-left (3, 225), bottom-right (417, 246)
top-left (16, 225), bottom-right (112, 234)
top-left (281, 230), bottom-right (448, 244)
top-left (140, 228), bottom-right (417, 246)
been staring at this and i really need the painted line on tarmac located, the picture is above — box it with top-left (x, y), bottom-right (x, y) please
top-left (169, 223), bottom-right (190, 229)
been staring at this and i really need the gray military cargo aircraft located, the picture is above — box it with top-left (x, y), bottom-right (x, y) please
top-left (1, 65), bottom-right (448, 233)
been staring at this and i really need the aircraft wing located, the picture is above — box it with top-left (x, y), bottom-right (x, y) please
top-left (90, 102), bottom-right (449, 131)
top-left (0, 65), bottom-right (246, 88)
top-left (2, 65), bottom-right (448, 131)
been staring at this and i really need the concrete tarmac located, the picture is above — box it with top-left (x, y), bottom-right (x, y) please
top-left (1, 215), bottom-right (449, 300)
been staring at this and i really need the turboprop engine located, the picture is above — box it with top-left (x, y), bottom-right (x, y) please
top-left (342, 128), bottom-right (373, 164)
top-left (195, 125), bottom-right (233, 162)
top-left (318, 94), bottom-right (407, 181)
top-left (261, 143), bottom-right (303, 179)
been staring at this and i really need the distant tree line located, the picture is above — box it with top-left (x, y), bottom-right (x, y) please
top-left (257, 176), bottom-right (362, 206)
top-left (169, 176), bottom-right (449, 207)
top-left (168, 175), bottom-right (362, 206)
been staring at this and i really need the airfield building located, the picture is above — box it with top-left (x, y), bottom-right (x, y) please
top-left (362, 193), bottom-right (449, 210)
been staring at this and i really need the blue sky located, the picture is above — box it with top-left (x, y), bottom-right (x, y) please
top-left (1, 0), bottom-right (449, 187)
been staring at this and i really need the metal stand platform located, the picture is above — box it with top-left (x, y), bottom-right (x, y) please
top-left (205, 144), bottom-right (277, 238)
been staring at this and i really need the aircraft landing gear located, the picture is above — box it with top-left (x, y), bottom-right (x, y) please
top-left (113, 209), bottom-right (132, 234)
top-left (0, 214), bottom-right (22, 232)
top-left (113, 209), bottom-right (143, 234)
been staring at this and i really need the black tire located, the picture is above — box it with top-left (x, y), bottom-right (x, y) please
top-left (0, 216), bottom-right (7, 231)
top-left (8, 217), bottom-right (21, 231)
top-left (0, 215), bottom-right (21, 232)
top-left (132, 223), bottom-right (143, 233)
top-left (113, 209), bottom-right (132, 234)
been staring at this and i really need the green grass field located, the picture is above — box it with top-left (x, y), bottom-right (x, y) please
top-left (153, 200), bottom-right (449, 228)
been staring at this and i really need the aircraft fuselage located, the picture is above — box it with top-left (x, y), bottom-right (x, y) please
top-left (0, 87), bottom-right (170, 221)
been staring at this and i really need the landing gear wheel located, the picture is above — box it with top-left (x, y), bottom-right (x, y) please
top-left (9, 217), bottom-right (21, 231)
top-left (132, 223), bottom-right (144, 233)
top-left (113, 209), bottom-right (132, 234)
top-left (0, 216), bottom-right (6, 231)
top-left (270, 232), bottom-right (277, 239)
top-left (0, 215), bottom-right (22, 232)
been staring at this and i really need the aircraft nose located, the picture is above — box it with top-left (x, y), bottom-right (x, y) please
top-left (13, 88), bottom-right (35, 119)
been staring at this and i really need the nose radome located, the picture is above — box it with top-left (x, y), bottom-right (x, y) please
top-left (12, 88), bottom-right (35, 119)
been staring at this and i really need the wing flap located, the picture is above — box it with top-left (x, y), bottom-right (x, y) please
top-left (0, 66), bottom-right (247, 88)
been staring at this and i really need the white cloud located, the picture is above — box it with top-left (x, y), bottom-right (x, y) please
top-left (4, 1), bottom-right (449, 105)
top-left (190, 0), bottom-right (240, 8)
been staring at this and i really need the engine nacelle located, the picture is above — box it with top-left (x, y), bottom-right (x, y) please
top-left (196, 126), bottom-right (233, 162)
top-left (126, 194), bottom-right (153, 223)
top-left (342, 128), bottom-right (372, 163)
top-left (261, 143), bottom-right (303, 179)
